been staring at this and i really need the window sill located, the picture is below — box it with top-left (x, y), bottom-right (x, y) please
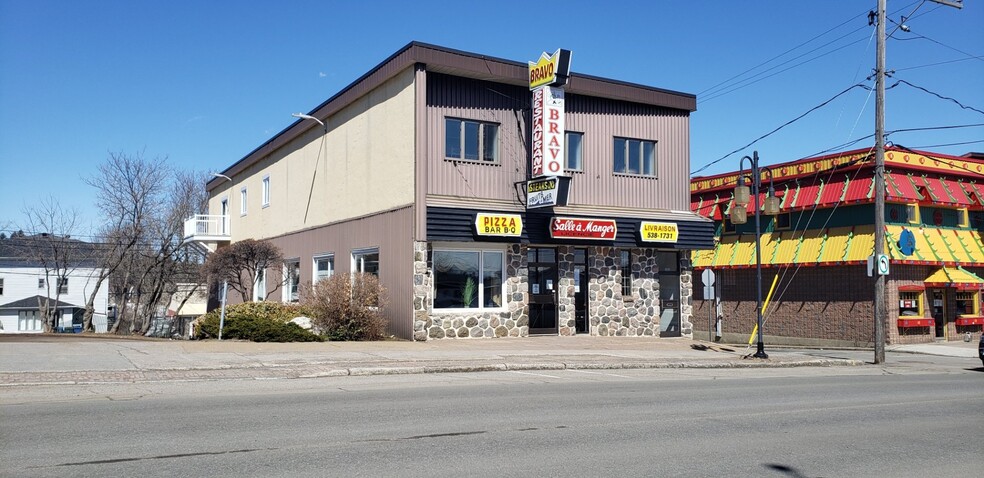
top-left (444, 158), bottom-right (501, 166)
top-left (897, 318), bottom-right (934, 328)
top-left (432, 307), bottom-right (507, 314)
top-left (613, 172), bottom-right (658, 179)
top-left (956, 316), bottom-right (984, 326)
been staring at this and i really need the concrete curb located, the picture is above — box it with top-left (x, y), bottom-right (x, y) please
top-left (0, 358), bottom-right (863, 386)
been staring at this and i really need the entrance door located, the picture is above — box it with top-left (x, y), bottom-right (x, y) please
top-left (573, 248), bottom-right (589, 334)
top-left (528, 247), bottom-right (558, 335)
top-left (931, 289), bottom-right (946, 340)
top-left (658, 252), bottom-right (681, 337)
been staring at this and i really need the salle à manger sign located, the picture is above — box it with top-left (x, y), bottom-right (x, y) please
top-left (549, 217), bottom-right (617, 240)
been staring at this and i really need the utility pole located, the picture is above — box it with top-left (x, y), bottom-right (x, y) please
top-left (873, 0), bottom-right (887, 364)
top-left (874, 0), bottom-right (961, 364)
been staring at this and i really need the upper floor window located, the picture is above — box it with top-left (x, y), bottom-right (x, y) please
top-left (565, 131), bottom-right (584, 171)
top-left (57, 277), bottom-right (68, 295)
top-left (38, 278), bottom-right (45, 288)
top-left (613, 137), bottom-right (657, 177)
top-left (774, 212), bottom-right (791, 230)
top-left (0, 277), bottom-right (4, 295)
top-left (262, 175), bottom-right (270, 208)
top-left (445, 118), bottom-right (498, 163)
top-left (240, 187), bottom-right (248, 215)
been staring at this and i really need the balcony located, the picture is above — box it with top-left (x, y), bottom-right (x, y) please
top-left (183, 215), bottom-right (231, 243)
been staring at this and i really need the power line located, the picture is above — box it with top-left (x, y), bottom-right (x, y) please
top-left (697, 7), bottom-right (871, 98)
top-left (893, 78), bottom-right (984, 116)
top-left (700, 35), bottom-right (871, 103)
top-left (691, 83), bottom-right (869, 176)
top-left (907, 139), bottom-right (984, 149)
top-left (891, 28), bottom-right (984, 63)
top-left (888, 122), bottom-right (984, 134)
top-left (894, 57), bottom-right (976, 71)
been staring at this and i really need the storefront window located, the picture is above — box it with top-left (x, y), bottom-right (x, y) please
top-left (433, 249), bottom-right (504, 309)
top-left (899, 291), bottom-right (923, 317)
top-left (954, 291), bottom-right (979, 316)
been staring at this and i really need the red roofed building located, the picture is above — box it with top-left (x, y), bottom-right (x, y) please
top-left (691, 147), bottom-right (984, 347)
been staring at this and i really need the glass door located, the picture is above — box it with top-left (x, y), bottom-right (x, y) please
top-left (528, 247), bottom-right (558, 335)
top-left (658, 252), bottom-right (681, 337)
top-left (931, 289), bottom-right (946, 340)
top-left (574, 248), bottom-right (589, 334)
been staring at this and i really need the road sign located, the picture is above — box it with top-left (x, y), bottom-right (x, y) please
top-left (701, 269), bottom-right (715, 300)
top-left (877, 254), bottom-right (890, 276)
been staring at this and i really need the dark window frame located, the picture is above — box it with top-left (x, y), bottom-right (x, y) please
top-left (445, 117), bottom-right (500, 163)
top-left (613, 136), bottom-right (658, 177)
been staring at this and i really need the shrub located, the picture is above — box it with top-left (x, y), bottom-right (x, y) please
top-left (302, 273), bottom-right (387, 341)
top-left (193, 301), bottom-right (322, 342)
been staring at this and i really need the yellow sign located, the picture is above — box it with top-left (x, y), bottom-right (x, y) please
top-left (640, 222), bottom-right (678, 243)
top-left (475, 213), bottom-right (523, 237)
top-left (528, 49), bottom-right (572, 90)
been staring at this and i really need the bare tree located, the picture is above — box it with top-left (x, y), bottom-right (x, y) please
top-left (20, 197), bottom-right (84, 332)
top-left (84, 151), bottom-right (209, 335)
top-left (202, 239), bottom-right (284, 302)
top-left (83, 151), bottom-right (170, 332)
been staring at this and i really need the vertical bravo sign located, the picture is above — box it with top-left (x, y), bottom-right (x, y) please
top-left (529, 49), bottom-right (571, 179)
top-left (531, 86), bottom-right (564, 177)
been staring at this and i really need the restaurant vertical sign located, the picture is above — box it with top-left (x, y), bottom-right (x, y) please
top-left (528, 49), bottom-right (571, 179)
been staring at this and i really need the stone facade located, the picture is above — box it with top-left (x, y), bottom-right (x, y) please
top-left (413, 242), bottom-right (688, 341)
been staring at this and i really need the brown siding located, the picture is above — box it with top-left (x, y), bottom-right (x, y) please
top-left (566, 95), bottom-right (692, 211)
top-left (266, 206), bottom-right (416, 339)
top-left (425, 73), bottom-right (692, 212)
top-left (424, 74), bottom-right (530, 204)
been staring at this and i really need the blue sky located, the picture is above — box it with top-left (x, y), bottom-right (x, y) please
top-left (1, 0), bottom-right (981, 235)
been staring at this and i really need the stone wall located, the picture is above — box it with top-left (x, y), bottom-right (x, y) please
top-left (587, 247), bottom-right (662, 337)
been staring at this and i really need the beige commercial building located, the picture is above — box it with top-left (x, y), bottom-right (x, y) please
top-left (185, 42), bottom-right (714, 340)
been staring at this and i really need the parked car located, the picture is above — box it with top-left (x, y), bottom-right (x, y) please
top-left (979, 334), bottom-right (984, 367)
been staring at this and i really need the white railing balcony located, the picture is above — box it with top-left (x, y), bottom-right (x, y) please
top-left (183, 214), bottom-right (231, 243)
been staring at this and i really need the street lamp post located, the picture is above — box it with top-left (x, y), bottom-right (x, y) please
top-left (730, 151), bottom-right (779, 359)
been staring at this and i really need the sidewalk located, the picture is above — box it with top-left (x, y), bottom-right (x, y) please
top-left (888, 338), bottom-right (980, 358)
top-left (0, 335), bottom-right (863, 386)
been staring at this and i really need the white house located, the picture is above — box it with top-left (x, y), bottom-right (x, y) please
top-left (0, 235), bottom-right (109, 333)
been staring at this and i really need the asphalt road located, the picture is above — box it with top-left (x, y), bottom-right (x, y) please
top-left (2, 354), bottom-right (982, 478)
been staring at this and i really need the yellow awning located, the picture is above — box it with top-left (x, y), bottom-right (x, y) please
top-left (691, 225), bottom-right (984, 269)
top-left (924, 267), bottom-right (984, 290)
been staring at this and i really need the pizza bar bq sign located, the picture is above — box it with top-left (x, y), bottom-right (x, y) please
top-left (475, 213), bottom-right (523, 237)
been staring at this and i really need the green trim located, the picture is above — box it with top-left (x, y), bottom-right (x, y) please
top-left (841, 228), bottom-right (854, 262)
top-left (920, 228), bottom-right (944, 262)
top-left (817, 229), bottom-right (829, 262)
